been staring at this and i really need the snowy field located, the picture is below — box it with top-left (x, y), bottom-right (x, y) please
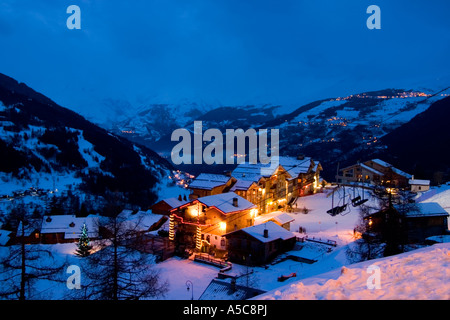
top-left (1, 185), bottom-right (449, 300)
top-left (255, 243), bottom-right (450, 300)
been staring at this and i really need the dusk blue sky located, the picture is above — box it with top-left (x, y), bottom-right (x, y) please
top-left (1, 0), bottom-right (449, 120)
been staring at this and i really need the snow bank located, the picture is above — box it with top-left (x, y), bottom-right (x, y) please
top-left (255, 243), bottom-right (450, 300)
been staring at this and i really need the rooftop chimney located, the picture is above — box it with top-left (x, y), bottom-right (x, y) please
top-left (233, 197), bottom-right (238, 207)
top-left (263, 228), bottom-right (269, 238)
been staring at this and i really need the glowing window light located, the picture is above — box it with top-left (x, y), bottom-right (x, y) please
top-left (219, 222), bottom-right (227, 231)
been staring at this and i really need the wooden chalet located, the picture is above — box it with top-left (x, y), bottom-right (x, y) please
top-left (365, 202), bottom-right (449, 243)
top-left (230, 156), bottom-right (322, 213)
top-left (168, 192), bottom-right (257, 254)
top-left (254, 211), bottom-right (295, 231)
top-left (225, 221), bottom-right (296, 265)
top-left (39, 215), bottom-right (99, 244)
top-left (15, 219), bottom-right (42, 244)
top-left (336, 159), bottom-right (412, 188)
top-left (187, 173), bottom-right (236, 200)
top-left (116, 209), bottom-right (168, 234)
top-left (408, 178), bottom-right (430, 193)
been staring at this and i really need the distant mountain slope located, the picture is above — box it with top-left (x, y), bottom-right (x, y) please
top-left (109, 86), bottom-right (449, 180)
top-left (378, 96), bottom-right (450, 183)
top-left (0, 73), bottom-right (174, 209)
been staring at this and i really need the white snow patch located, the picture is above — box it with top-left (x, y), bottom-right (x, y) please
top-left (255, 243), bottom-right (450, 300)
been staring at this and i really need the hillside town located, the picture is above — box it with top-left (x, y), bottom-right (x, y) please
top-left (1, 155), bottom-right (448, 300)
top-left (1, 1), bottom-right (450, 304)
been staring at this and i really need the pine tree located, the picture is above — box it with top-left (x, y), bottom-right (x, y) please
top-left (76, 223), bottom-right (93, 257)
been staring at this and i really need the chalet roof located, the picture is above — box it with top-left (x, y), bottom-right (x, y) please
top-left (370, 159), bottom-right (412, 179)
top-left (231, 163), bottom-right (268, 182)
top-left (230, 179), bottom-right (257, 191)
top-left (226, 221), bottom-right (295, 243)
top-left (117, 210), bottom-right (166, 232)
top-left (409, 179), bottom-right (430, 186)
top-left (279, 156), bottom-right (313, 180)
top-left (188, 173), bottom-right (232, 190)
top-left (199, 278), bottom-right (266, 300)
top-left (160, 197), bottom-right (189, 208)
top-left (254, 211), bottom-right (295, 226)
top-left (405, 202), bottom-right (449, 218)
top-left (360, 163), bottom-right (384, 176)
top-left (196, 192), bottom-right (256, 214)
top-left (232, 156), bottom-right (319, 182)
top-left (40, 215), bottom-right (99, 239)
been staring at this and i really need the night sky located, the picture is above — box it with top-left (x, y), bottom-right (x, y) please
top-left (1, 0), bottom-right (449, 119)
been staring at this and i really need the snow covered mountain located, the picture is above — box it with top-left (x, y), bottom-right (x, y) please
top-left (0, 73), bottom-right (178, 210)
top-left (108, 86), bottom-right (450, 180)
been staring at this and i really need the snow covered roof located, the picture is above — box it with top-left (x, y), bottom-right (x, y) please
top-left (230, 179), bottom-right (257, 191)
top-left (405, 202), bottom-right (449, 218)
top-left (231, 163), bottom-right (267, 182)
top-left (359, 163), bottom-right (384, 176)
top-left (370, 159), bottom-right (412, 178)
top-left (232, 156), bottom-right (318, 182)
top-left (281, 158), bottom-right (313, 180)
top-left (409, 179), bottom-right (430, 186)
top-left (196, 192), bottom-right (256, 214)
top-left (162, 197), bottom-right (189, 208)
top-left (227, 221), bottom-right (295, 243)
top-left (40, 215), bottom-right (99, 239)
top-left (199, 278), bottom-right (266, 300)
top-left (254, 211), bottom-right (295, 226)
top-left (117, 209), bottom-right (166, 232)
top-left (188, 173), bottom-right (232, 190)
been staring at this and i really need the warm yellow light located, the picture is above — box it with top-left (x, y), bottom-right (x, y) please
top-left (169, 215), bottom-right (175, 241)
top-left (219, 222), bottom-right (227, 231)
top-left (196, 226), bottom-right (202, 250)
top-left (250, 208), bottom-right (258, 217)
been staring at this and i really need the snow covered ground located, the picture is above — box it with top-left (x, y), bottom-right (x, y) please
top-left (1, 185), bottom-right (448, 300)
top-left (255, 243), bottom-right (450, 300)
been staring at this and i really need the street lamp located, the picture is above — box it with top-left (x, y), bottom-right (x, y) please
top-left (186, 280), bottom-right (194, 300)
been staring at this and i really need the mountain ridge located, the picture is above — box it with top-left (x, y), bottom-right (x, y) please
top-left (0, 73), bottom-right (175, 210)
